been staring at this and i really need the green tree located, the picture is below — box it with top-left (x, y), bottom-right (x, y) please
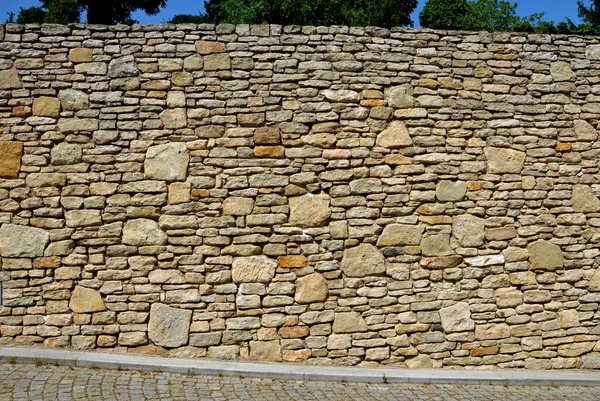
top-left (16, 6), bottom-right (48, 24)
top-left (419, 0), bottom-right (471, 30)
top-left (204, 0), bottom-right (418, 27)
top-left (579, 0), bottom-right (600, 29)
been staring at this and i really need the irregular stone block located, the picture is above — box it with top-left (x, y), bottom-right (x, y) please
top-left (58, 118), bottom-right (98, 133)
top-left (0, 141), bottom-right (23, 178)
top-left (485, 227), bottom-right (517, 241)
top-left (420, 256), bottom-right (463, 269)
top-left (376, 120), bottom-right (413, 148)
top-left (436, 180), bottom-right (467, 202)
top-left (108, 55), bottom-right (138, 78)
top-left (302, 133), bottom-right (336, 148)
top-left (51, 143), bottom-right (82, 165)
top-left (278, 255), bottom-right (308, 268)
top-left (58, 89), bottom-right (89, 111)
top-left (289, 194), bottom-right (331, 227)
top-left (550, 61), bottom-right (575, 81)
top-left (495, 288), bottom-right (523, 308)
top-left (475, 323), bottom-right (510, 340)
top-left (321, 89), bottom-right (360, 103)
top-left (421, 234), bottom-right (452, 256)
top-left (69, 286), bottom-right (106, 313)
top-left (69, 47), bottom-right (93, 63)
top-left (195, 40), bottom-right (226, 54)
top-left (204, 53), bottom-right (231, 71)
top-left (168, 182), bottom-right (191, 204)
top-left (122, 219), bottom-right (168, 246)
top-left (254, 127), bottom-right (281, 144)
top-left (589, 268), bottom-right (600, 291)
top-left (160, 108), bottom-right (187, 129)
top-left (439, 302), bottom-right (474, 333)
top-left (385, 84), bottom-right (414, 108)
top-left (573, 120), bottom-right (598, 141)
top-left (571, 184), bottom-right (600, 213)
top-left (222, 197), bottom-right (254, 216)
top-left (485, 147), bottom-right (525, 174)
top-left (587, 44), bottom-right (600, 60)
top-left (0, 223), bottom-right (49, 257)
top-left (528, 239), bottom-right (563, 271)
top-left (295, 273), bottom-right (328, 304)
top-left (333, 312), bottom-right (368, 333)
top-left (65, 210), bottom-right (102, 227)
top-left (453, 214), bottom-right (485, 247)
top-left (341, 244), bottom-right (386, 277)
top-left (144, 143), bottom-right (189, 181)
top-left (249, 340), bottom-right (281, 362)
top-left (377, 224), bottom-right (424, 246)
top-left (26, 173), bottom-right (67, 187)
top-left (232, 255), bottom-right (277, 283)
top-left (254, 146), bottom-right (284, 158)
top-left (0, 68), bottom-right (22, 89)
top-left (33, 97), bottom-right (60, 118)
top-left (148, 303), bottom-right (191, 348)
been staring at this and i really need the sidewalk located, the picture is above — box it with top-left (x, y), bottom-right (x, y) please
top-left (1, 362), bottom-right (600, 401)
top-left (1, 346), bottom-right (600, 387)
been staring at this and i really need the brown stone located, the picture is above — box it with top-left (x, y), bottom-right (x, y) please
top-left (0, 141), bottom-right (23, 178)
top-left (279, 326), bottom-right (310, 338)
top-left (485, 227), bottom-right (517, 241)
top-left (295, 273), bottom-right (328, 304)
top-left (0, 68), bottom-right (22, 89)
top-left (254, 127), bottom-right (281, 145)
top-left (69, 286), bottom-right (106, 313)
top-left (470, 346), bottom-right (499, 357)
top-left (255, 146), bottom-right (285, 158)
top-left (278, 255), bottom-right (308, 268)
top-left (12, 106), bottom-right (31, 117)
top-left (195, 40), bottom-right (227, 55)
top-left (556, 142), bottom-right (571, 152)
top-left (69, 48), bottom-right (93, 63)
top-left (528, 239), bottom-right (563, 271)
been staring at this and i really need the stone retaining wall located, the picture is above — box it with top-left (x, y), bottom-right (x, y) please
top-left (2, 23), bottom-right (600, 369)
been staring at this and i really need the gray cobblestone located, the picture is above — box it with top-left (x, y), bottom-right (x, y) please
top-left (0, 363), bottom-right (597, 400)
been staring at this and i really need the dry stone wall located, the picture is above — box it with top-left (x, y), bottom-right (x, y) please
top-left (2, 22), bottom-right (600, 370)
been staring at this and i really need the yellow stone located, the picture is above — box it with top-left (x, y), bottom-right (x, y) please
top-left (0, 141), bottom-right (23, 178)
top-left (69, 48), bottom-right (93, 63)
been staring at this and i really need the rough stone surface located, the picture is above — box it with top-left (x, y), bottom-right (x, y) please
top-left (485, 147), bottom-right (526, 174)
top-left (145, 143), bottom-right (189, 181)
top-left (289, 194), bottom-right (331, 227)
top-left (0, 68), bottom-right (22, 89)
top-left (550, 61), bottom-right (575, 81)
top-left (51, 143), bottom-right (82, 165)
top-left (33, 97), bottom-right (60, 118)
top-left (571, 184), bottom-right (600, 213)
top-left (69, 286), bottom-right (106, 313)
top-left (148, 303), bottom-right (191, 348)
top-left (341, 244), bottom-right (386, 277)
top-left (108, 55), bottom-right (138, 78)
top-left (0, 141), bottom-right (23, 178)
top-left (58, 89), bottom-right (89, 111)
top-left (295, 273), bottom-right (328, 303)
top-left (0, 224), bottom-right (49, 257)
top-left (376, 121), bottom-right (413, 148)
top-left (222, 197), bottom-right (254, 215)
top-left (232, 256), bottom-right (277, 283)
top-left (528, 240), bottom-right (564, 271)
top-left (453, 215), bottom-right (485, 247)
top-left (195, 40), bottom-right (226, 54)
top-left (436, 181), bottom-right (467, 202)
top-left (333, 312), bottom-right (368, 334)
top-left (122, 219), bottom-right (168, 246)
top-left (439, 302), bottom-right (475, 333)
top-left (377, 224), bottom-right (424, 246)
top-left (573, 120), bottom-right (598, 141)
top-left (421, 234), bottom-right (452, 257)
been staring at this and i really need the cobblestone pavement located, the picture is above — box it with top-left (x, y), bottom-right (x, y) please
top-left (0, 363), bottom-right (598, 401)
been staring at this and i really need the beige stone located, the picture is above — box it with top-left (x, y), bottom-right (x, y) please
top-left (0, 68), bottom-right (22, 89)
top-left (453, 214), bottom-right (485, 248)
top-left (289, 194), bottom-right (331, 227)
top-left (589, 268), bottom-right (600, 291)
top-left (341, 244), bottom-right (386, 277)
top-left (148, 303), bottom-right (191, 348)
top-left (322, 89), bottom-right (360, 103)
top-left (69, 48), bottom-right (93, 63)
top-left (249, 340), bottom-right (282, 362)
top-left (573, 120), bottom-right (598, 141)
top-left (204, 53), bottom-right (231, 71)
top-left (421, 234), bottom-right (452, 256)
top-left (51, 143), bottom-right (82, 165)
top-left (528, 240), bottom-right (563, 271)
top-left (377, 224), bottom-right (424, 246)
top-left (333, 312), bottom-right (368, 333)
top-left (571, 184), bottom-right (600, 213)
top-left (145, 143), bottom-right (189, 181)
top-left (376, 120), bottom-right (413, 148)
top-left (439, 302), bottom-right (474, 333)
top-left (195, 40), bottom-right (226, 54)
top-left (550, 61), bottom-right (575, 81)
top-left (475, 323), bottom-right (511, 340)
top-left (0, 141), bottom-right (23, 178)
top-left (0, 223), bottom-right (49, 258)
top-left (223, 197), bottom-right (254, 215)
top-left (436, 180), bottom-right (467, 202)
top-left (70, 286), bottom-right (106, 313)
top-left (122, 219), bottom-right (168, 246)
top-left (232, 255), bottom-right (277, 283)
top-left (160, 108), bottom-right (187, 129)
top-left (168, 182), bottom-right (191, 204)
top-left (557, 309), bottom-right (580, 329)
top-left (33, 97), bottom-right (60, 118)
top-left (485, 147), bottom-right (526, 174)
top-left (495, 288), bottom-right (523, 308)
top-left (295, 273), bottom-right (328, 304)
top-left (302, 133), bottom-right (337, 148)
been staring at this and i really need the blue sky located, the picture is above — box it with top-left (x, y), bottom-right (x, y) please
top-left (0, 0), bottom-right (584, 26)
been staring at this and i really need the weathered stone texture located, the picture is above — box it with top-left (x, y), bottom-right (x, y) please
top-left (1, 24), bottom-right (600, 371)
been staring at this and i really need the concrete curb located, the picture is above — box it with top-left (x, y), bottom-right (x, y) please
top-left (1, 346), bottom-right (600, 386)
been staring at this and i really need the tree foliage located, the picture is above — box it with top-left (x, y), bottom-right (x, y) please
top-left (170, 0), bottom-right (418, 27)
top-left (419, 0), bottom-right (471, 30)
top-left (14, 0), bottom-right (81, 24)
